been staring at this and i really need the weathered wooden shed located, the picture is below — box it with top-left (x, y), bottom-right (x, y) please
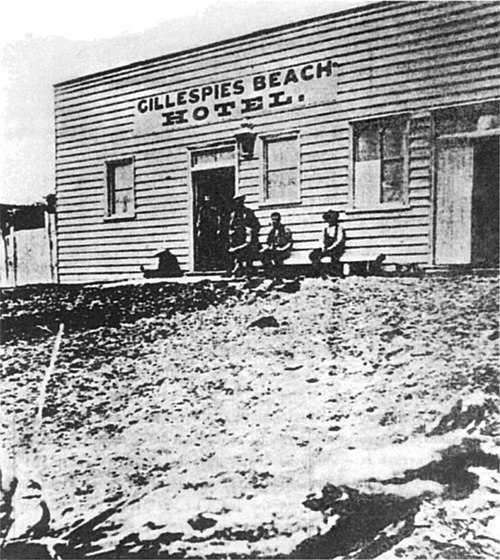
top-left (54, 0), bottom-right (499, 283)
top-left (0, 202), bottom-right (57, 286)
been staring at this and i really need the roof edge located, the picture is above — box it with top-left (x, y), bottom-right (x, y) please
top-left (54, 0), bottom-right (401, 88)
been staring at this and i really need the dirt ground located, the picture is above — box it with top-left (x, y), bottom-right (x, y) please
top-left (1, 274), bottom-right (499, 559)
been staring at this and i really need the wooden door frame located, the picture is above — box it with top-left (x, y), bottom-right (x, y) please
top-left (432, 128), bottom-right (500, 265)
top-left (187, 142), bottom-right (238, 272)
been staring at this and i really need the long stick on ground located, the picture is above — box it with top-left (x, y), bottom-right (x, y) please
top-left (33, 323), bottom-right (64, 451)
top-left (1, 324), bottom-right (65, 549)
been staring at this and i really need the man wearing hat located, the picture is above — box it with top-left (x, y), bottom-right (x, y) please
top-left (227, 195), bottom-right (261, 277)
top-left (309, 209), bottom-right (345, 276)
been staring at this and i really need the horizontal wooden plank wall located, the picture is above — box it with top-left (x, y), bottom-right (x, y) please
top-left (54, 0), bottom-right (500, 283)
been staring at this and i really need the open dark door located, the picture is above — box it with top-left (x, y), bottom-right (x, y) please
top-left (193, 167), bottom-right (235, 271)
top-left (471, 137), bottom-right (499, 266)
top-left (435, 135), bottom-right (499, 267)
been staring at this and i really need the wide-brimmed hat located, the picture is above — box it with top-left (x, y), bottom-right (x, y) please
top-left (322, 209), bottom-right (339, 222)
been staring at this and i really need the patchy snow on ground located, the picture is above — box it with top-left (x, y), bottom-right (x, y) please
top-left (1, 275), bottom-right (499, 559)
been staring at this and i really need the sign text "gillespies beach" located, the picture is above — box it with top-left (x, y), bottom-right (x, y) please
top-left (134, 60), bottom-right (337, 134)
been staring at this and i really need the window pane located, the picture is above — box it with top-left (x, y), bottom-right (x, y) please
top-left (355, 160), bottom-right (381, 207)
top-left (382, 123), bottom-right (404, 159)
top-left (264, 136), bottom-right (299, 202)
top-left (192, 148), bottom-right (234, 168)
top-left (108, 160), bottom-right (133, 215)
top-left (435, 102), bottom-right (500, 136)
top-left (355, 127), bottom-right (379, 161)
top-left (353, 118), bottom-right (407, 207)
top-left (381, 160), bottom-right (403, 203)
top-left (114, 164), bottom-right (133, 192)
top-left (267, 139), bottom-right (297, 170)
top-left (266, 169), bottom-right (299, 202)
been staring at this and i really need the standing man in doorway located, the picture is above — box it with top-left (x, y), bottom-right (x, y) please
top-left (260, 212), bottom-right (293, 283)
top-left (216, 192), bottom-right (232, 272)
top-left (227, 195), bottom-right (260, 277)
top-left (196, 192), bottom-right (221, 270)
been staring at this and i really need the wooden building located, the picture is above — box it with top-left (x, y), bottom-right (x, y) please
top-left (54, 0), bottom-right (499, 283)
top-left (0, 202), bottom-right (57, 287)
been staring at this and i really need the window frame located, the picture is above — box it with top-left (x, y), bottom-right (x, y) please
top-left (260, 132), bottom-right (301, 207)
top-left (190, 145), bottom-right (237, 172)
top-left (350, 116), bottom-right (410, 210)
top-left (104, 156), bottom-right (136, 220)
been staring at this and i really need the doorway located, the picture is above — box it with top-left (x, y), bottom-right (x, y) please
top-left (471, 137), bottom-right (499, 265)
top-left (435, 134), bottom-right (499, 266)
top-left (192, 167), bottom-right (235, 271)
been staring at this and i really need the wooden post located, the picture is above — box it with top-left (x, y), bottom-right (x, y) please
top-left (33, 323), bottom-right (64, 452)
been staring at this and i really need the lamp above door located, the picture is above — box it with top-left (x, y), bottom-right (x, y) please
top-left (235, 120), bottom-right (257, 160)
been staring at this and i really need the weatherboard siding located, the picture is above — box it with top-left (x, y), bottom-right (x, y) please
top-left (53, 1), bottom-right (495, 104)
top-left (54, 1), bottom-right (500, 283)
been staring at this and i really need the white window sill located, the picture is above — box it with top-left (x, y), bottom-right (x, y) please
top-left (346, 203), bottom-right (410, 214)
top-left (258, 199), bottom-right (302, 209)
top-left (103, 212), bottom-right (136, 222)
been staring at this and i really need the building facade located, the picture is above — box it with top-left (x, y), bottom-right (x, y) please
top-left (54, 1), bottom-right (499, 283)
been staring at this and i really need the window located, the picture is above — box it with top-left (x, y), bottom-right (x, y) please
top-left (353, 118), bottom-right (408, 208)
top-left (105, 158), bottom-right (135, 218)
top-left (435, 101), bottom-right (500, 136)
top-left (263, 135), bottom-right (300, 204)
top-left (191, 146), bottom-right (235, 169)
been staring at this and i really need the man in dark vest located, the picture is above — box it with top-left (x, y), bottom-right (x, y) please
top-left (227, 195), bottom-right (260, 277)
top-left (260, 212), bottom-right (293, 282)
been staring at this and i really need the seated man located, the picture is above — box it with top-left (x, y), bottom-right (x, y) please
top-left (309, 209), bottom-right (345, 277)
top-left (260, 212), bottom-right (293, 281)
top-left (228, 224), bottom-right (256, 277)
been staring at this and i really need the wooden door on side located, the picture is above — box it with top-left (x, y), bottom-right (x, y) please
top-left (435, 138), bottom-right (474, 265)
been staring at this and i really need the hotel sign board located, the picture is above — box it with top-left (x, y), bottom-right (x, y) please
top-left (134, 60), bottom-right (337, 134)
